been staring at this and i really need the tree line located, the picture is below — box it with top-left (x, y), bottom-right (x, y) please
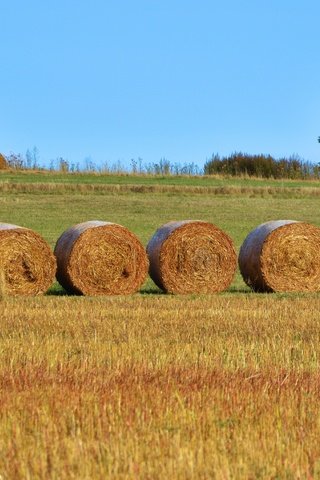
top-left (204, 152), bottom-right (320, 179)
top-left (1, 148), bottom-right (320, 179)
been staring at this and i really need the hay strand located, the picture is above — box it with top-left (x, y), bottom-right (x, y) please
top-left (54, 220), bottom-right (149, 295)
top-left (239, 220), bottom-right (320, 292)
top-left (0, 223), bottom-right (56, 295)
top-left (147, 220), bottom-right (237, 294)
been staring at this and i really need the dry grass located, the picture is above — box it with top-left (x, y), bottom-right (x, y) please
top-left (1, 294), bottom-right (320, 478)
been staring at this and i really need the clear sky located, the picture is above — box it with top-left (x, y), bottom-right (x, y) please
top-left (1, 0), bottom-right (319, 170)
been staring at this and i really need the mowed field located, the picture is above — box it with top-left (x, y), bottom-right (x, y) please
top-left (1, 172), bottom-right (320, 479)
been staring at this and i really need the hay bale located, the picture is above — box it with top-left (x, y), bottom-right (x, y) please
top-left (54, 220), bottom-right (149, 295)
top-left (239, 220), bottom-right (320, 292)
top-left (0, 223), bottom-right (56, 295)
top-left (0, 153), bottom-right (8, 170)
top-left (147, 220), bottom-right (237, 294)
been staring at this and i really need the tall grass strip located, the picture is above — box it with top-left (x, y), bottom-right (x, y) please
top-left (2, 182), bottom-right (320, 197)
top-left (147, 220), bottom-right (237, 294)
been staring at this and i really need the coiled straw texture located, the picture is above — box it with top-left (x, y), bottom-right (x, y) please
top-left (0, 223), bottom-right (56, 296)
top-left (239, 220), bottom-right (320, 292)
top-left (147, 220), bottom-right (237, 294)
top-left (54, 220), bottom-right (149, 295)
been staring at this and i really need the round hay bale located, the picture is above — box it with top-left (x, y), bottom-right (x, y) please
top-left (0, 223), bottom-right (56, 295)
top-left (146, 220), bottom-right (237, 294)
top-left (239, 220), bottom-right (320, 292)
top-left (0, 153), bottom-right (8, 170)
top-left (54, 220), bottom-right (149, 295)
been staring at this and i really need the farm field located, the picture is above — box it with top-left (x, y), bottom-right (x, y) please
top-left (1, 171), bottom-right (320, 478)
top-left (2, 168), bottom-right (320, 188)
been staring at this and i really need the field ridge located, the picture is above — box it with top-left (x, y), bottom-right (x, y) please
top-left (1, 181), bottom-right (320, 197)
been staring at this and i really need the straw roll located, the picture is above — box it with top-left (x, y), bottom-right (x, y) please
top-left (0, 223), bottom-right (56, 295)
top-left (0, 153), bottom-right (7, 169)
top-left (239, 220), bottom-right (320, 292)
top-left (54, 220), bottom-right (148, 295)
top-left (147, 220), bottom-right (237, 294)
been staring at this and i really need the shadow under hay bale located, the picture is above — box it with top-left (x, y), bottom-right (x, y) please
top-left (147, 220), bottom-right (237, 294)
top-left (54, 220), bottom-right (149, 295)
top-left (0, 223), bottom-right (56, 296)
top-left (239, 220), bottom-right (320, 292)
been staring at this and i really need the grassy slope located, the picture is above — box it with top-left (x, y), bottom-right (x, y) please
top-left (1, 171), bottom-right (320, 478)
top-left (1, 168), bottom-right (320, 187)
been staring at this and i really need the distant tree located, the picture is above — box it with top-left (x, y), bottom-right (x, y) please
top-left (204, 151), bottom-right (315, 179)
top-left (318, 136), bottom-right (320, 143)
top-left (25, 146), bottom-right (39, 169)
top-left (58, 157), bottom-right (69, 173)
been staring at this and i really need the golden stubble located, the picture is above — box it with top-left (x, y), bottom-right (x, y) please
top-left (0, 294), bottom-right (320, 479)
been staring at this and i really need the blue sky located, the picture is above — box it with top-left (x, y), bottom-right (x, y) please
top-left (1, 0), bottom-right (319, 169)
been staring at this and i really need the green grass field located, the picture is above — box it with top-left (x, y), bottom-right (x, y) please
top-left (1, 171), bottom-right (320, 478)
top-left (2, 168), bottom-right (320, 188)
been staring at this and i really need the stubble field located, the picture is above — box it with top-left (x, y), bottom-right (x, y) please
top-left (1, 172), bottom-right (320, 479)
